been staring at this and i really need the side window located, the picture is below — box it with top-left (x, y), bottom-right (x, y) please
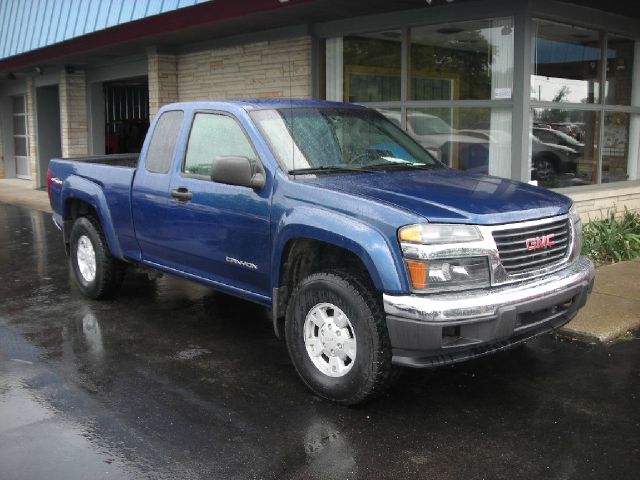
top-left (184, 113), bottom-right (257, 177)
top-left (146, 110), bottom-right (184, 174)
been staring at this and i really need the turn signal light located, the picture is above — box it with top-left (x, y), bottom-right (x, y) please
top-left (405, 260), bottom-right (428, 289)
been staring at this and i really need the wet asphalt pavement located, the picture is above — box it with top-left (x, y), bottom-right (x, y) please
top-left (0, 202), bottom-right (638, 480)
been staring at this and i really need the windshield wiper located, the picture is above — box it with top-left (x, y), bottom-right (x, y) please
top-left (365, 162), bottom-right (440, 171)
top-left (288, 165), bottom-right (376, 175)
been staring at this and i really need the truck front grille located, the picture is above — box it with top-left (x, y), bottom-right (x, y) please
top-left (493, 217), bottom-right (570, 275)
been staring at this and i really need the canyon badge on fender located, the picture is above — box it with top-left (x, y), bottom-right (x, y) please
top-left (226, 256), bottom-right (258, 270)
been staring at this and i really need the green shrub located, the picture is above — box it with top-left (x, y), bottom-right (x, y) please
top-left (581, 209), bottom-right (640, 264)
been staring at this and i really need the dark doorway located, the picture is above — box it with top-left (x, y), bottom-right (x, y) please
top-left (36, 85), bottom-right (61, 188)
top-left (104, 79), bottom-right (149, 154)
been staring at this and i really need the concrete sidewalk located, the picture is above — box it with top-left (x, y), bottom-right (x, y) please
top-left (561, 259), bottom-right (640, 342)
top-left (0, 178), bottom-right (637, 342)
top-left (0, 179), bottom-right (51, 213)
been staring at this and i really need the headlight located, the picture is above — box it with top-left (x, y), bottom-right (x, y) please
top-left (399, 223), bottom-right (489, 292)
top-left (405, 257), bottom-right (490, 291)
top-left (399, 223), bottom-right (483, 244)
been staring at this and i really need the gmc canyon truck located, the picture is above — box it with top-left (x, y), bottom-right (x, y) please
top-left (48, 99), bottom-right (595, 405)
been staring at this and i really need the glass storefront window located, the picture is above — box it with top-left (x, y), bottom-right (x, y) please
top-left (375, 108), bottom-right (402, 128)
top-left (531, 108), bottom-right (600, 188)
top-left (606, 35), bottom-right (635, 106)
top-left (410, 18), bottom-right (514, 101)
top-left (407, 107), bottom-right (512, 177)
top-left (326, 32), bottom-right (402, 103)
top-left (532, 20), bottom-right (601, 104)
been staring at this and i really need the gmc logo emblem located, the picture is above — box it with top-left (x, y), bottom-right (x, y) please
top-left (525, 234), bottom-right (556, 251)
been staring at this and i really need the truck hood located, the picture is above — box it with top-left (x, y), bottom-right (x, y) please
top-left (300, 169), bottom-right (572, 225)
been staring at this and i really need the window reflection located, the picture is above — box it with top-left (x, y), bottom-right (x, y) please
top-left (411, 18), bottom-right (514, 101)
top-left (606, 35), bottom-right (635, 106)
top-left (340, 32), bottom-right (402, 103)
top-left (531, 108), bottom-right (599, 188)
top-left (532, 20), bottom-right (600, 104)
top-left (406, 108), bottom-right (511, 177)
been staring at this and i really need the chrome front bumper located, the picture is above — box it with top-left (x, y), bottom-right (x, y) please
top-left (383, 256), bottom-right (595, 367)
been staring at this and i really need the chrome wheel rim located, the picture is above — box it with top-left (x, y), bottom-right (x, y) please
top-left (303, 303), bottom-right (356, 377)
top-left (76, 235), bottom-right (97, 283)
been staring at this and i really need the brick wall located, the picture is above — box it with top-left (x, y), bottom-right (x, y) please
top-left (59, 71), bottom-right (89, 158)
top-left (177, 37), bottom-right (312, 101)
top-left (148, 53), bottom-right (178, 121)
top-left (564, 181), bottom-right (640, 222)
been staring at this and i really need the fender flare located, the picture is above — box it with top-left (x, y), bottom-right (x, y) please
top-left (61, 176), bottom-right (123, 259)
top-left (271, 206), bottom-right (407, 294)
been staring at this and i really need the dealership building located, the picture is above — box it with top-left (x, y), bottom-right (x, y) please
top-left (1, 0), bottom-right (639, 219)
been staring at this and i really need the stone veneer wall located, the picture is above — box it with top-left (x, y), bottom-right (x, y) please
top-left (177, 37), bottom-right (312, 101)
top-left (26, 77), bottom-right (38, 186)
top-left (148, 53), bottom-right (178, 121)
top-left (563, 181), bottom-right (640, 222)
top-left (59, 71), bottom-right (89, 158)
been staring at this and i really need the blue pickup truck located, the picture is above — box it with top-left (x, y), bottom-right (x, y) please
top-left (48, 99), bottom-right (595, 404)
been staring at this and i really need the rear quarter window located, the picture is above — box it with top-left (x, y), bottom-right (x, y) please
top-left (146, 110), bottom-right (184, 174)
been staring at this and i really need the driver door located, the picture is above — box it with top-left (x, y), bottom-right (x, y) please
top-left (161, 111), bottom-right (272, 297)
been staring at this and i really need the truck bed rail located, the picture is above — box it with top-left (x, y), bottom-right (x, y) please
top-left (61, 153), bottom-right (139, 168)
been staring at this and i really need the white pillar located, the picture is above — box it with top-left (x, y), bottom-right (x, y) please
top-left (325, 38), bottom-right (344, 102)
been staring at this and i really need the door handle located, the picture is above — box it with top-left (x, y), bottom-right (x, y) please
top-left (171, 187), bottom-right (193, 201)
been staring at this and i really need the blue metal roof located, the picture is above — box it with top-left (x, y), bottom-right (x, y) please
top-left (0, 0), bottom-right (212, 61)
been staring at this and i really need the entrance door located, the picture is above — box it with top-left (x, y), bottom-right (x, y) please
top-left (36, 86), bottom-right (61, 188)
top-left (12, 96), bottom-right (30, 179)
top-left (104, 80), bottom-right (149, 154)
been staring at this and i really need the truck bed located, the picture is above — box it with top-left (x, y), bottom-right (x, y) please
top-left (48, 154), bottom-right (141, 262)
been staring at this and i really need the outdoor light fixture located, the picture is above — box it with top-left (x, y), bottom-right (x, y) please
top-left (34, 66), bottom-right (43, 74)
top-left (64, 65), bottom-right (75, 74)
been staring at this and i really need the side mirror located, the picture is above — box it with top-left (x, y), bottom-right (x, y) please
top-left (210, 156), bottom-right (265, 190)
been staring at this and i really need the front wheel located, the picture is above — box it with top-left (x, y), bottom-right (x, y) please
top-left (69, 216), bottom-right (125, 299)
top-left (285, 272), bottom-right (394, 405)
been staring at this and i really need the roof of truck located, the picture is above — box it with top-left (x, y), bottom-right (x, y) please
top-left (162, 98), bottom-right (366, 111)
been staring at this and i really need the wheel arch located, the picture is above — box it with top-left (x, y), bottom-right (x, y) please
top-left (270, 209), bottom-right (407, 337)
top-left (61, 177), bottom-right (122, 259)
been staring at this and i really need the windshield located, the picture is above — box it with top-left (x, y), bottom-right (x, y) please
top-left (249, 107), bottom-right (442, 174)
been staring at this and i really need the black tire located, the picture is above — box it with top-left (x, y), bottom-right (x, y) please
top-left (69, 216), bottom-right (125, 299)
top-left (285, 272), bottom-right (394, 405)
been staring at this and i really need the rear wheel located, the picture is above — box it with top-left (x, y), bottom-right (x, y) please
top-left (69, 216), bottom-right (125, 299)
top-left (285, 272), bottom-right (394, 405)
